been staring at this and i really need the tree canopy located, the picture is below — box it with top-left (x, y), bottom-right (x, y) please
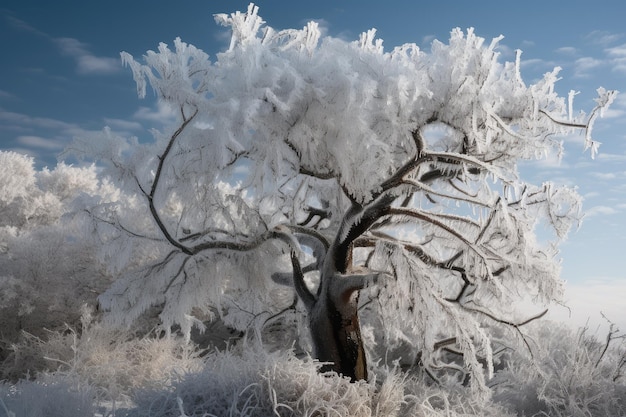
top-left (66, 3), bottom-right (616, 388)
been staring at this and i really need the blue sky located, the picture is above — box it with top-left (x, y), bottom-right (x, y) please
top-left (1, 1), bottom-right (625, 329)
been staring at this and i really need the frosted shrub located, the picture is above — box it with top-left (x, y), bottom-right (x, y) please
top-left (1, 316), bottom-right (204, 408)
top-left (56, 325), bottom-right (203, 402)
top-left (129, 346), bottom-right (376, 417)
top-left (0, 152), bottom-right (118, 356)
top-left (127, 345), bottom-right (514, 417)
top-left (491, 321), bottom-right (626, 416)
top-left (0, 375), bottom-right (95, 417)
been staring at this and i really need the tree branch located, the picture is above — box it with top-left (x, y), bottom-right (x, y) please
top-left (331, 193), bottom-right (396, 273)
top-left (146, 106), bottom-right (200, 255)
top-left (388, 207), bottom-right (494, 263)
top-left (290, 250), bottom-right (316, 311)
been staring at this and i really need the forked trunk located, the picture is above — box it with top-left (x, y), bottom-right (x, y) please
top-left (285, 198), bottom-right (393, 381)
top-left (308, 279), bottom-right (367, 381)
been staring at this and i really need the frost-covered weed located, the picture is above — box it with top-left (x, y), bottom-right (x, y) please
top-left (0, 375), bottom-right (95, 417)
top-left (127, 345), bottom-right (513, 417)
top-left (492, 321), bottom-right (626, 416)
top-left (1, 317), bottom-right (204, 406)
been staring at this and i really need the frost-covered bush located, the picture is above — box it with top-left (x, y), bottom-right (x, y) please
top-left (0, 151), bottom-right (120, 372)
top-left (492, 321), bottom-right (626, 416)
top-left (0, 375), bottom-right (95, 417)
top-left (1, 315), bottom-right (204, 405)
top-left (127, 345), bottom-right (514, 417)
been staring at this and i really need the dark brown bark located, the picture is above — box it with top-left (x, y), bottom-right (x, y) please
top-left (308, 280), bottom-right (367, 381)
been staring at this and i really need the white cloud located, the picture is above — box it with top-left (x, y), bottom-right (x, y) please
top-left (584, 205), bottom-right (619, 217)
top-left (591, 172), bottom-right (617, 180)
top-left (519, 57), bottom-right (558, 75)
top-left (0, 90), bottom-right (14, 100)
top-left (103, 118), bottom-right (144, 132)
top-left (0, 109), bottom-right (75, 132)
top-left (606, 43), bottom-right (626, 57)
top-left (5, 15), bottom-right (47, 37)
top-left (576, 57), bottom-right (603, 69)
top-left (17, 135), bottom-right (64, 150)
top-left (573, 56), bottom-right (603, 78)
top-left (597, 152), bottom-right (626, 162)
top-left (0, 109), bottom-right (137, 165)
top-left (601, 106), bottom-right (626, 119)
top-left (54, 37), bottom-right (120, 75)
top-left (6, 16), bottom-right (120, 76)
top-left (585, 30), bottom-right (624, 46)
top-left (612, 57), bottom-right (626, 74)
top-left (495, 43), bottom-right (514, 58)
top-left (555, 46), bottom-right (578, 55)
top-left (133, 102), bottom-right (177, 124)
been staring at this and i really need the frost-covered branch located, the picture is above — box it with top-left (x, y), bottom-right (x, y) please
top-left (388, 207), bottom-right (494, 263)
top-left (289, 250), bottom-right (316, 311)
top-left (78, 3), bottom-right (616, 387)
top-left (145, 107), bottom-right (199, 255)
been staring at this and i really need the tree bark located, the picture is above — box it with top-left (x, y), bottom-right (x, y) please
top-left (308, 275), bottom-right (368, 381)
top-left (287, 197), bottom-right (394, 381)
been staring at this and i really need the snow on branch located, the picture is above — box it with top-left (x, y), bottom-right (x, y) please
top-left (74, 3), bottom-right (617, 387)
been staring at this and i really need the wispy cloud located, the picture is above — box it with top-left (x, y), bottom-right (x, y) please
top-left (0, 109), bottom-right (128, 165)
top-left (54, 37), bottom-right (120, 75)
top-left (553, 30), bottom-right (626, 78)
top-left (591, 172), bottom-right (618, 180)
top-left (103, 118), bottom-right (144, 132)
top-left (16, 135), bottom-right (64, 150)
top-left (5, 15), bottom-right (47, 37)
top-left (585, 205), bottom-right (619, 217)
top-left (555, 46), bottom-right (578, 56)
top-left (606, 43), bottom-right (626, 57)
top-left (584, 30), bottom-right (624, 47)
top-left (573, 57), bottom-right (603, 78)
top-left (0, 90), bottom-right (15, 100)
top-left (598, 152), bottom-right (626, 162)
top-left (5, 14), bottom-right (120, 76)
top-left (0, 109), bottom-right (82, 151)
top-left (133, 102), bottom-right (177, 124)
top-left (603, 43), bottom-right (626, 74)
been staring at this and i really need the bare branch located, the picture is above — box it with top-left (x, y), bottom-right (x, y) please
top-left (146, 106), bottom-right (200, 255)
top-left (538, 109), bottom-right (587, 129)
top-left (401, 178), bottom-right (493, 208)
top-left (388, 207), bottom-right (494, 263)
top-left (290, 250), bottom-right (316, 311)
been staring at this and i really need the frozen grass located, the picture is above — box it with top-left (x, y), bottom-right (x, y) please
top-left (1, 316), bottom-right (204, 411)
top-left (0, 319), bottom-right (624, 416)
top-left (492, 321), bottom-right (626, 416)
top-left (0, 375), bottom-right (95, 417)
top-left (126, 344), bottom-right (514, 417)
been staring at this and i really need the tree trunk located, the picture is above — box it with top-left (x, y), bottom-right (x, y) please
top-left (287, 198), bottom-right (394, 381)
top-left (308, 281), bottom-right (367, 381)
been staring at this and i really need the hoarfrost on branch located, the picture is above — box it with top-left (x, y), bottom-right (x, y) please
top-left (71, 3), bottom-right (616, 388)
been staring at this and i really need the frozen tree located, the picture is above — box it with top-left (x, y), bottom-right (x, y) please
top-left (0, 151), bottom-right (115, 346)
top-left (70, 4), bottom-right (615, 388)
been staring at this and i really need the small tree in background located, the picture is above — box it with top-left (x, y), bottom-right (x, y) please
top-left (0, 152), bottom-right (119, 378)
top-left (67, 3), bottom-right (615, 390)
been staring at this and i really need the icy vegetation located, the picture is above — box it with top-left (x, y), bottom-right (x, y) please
top-left (0, 3), bottom-right (623, 416)
top-left (0, 318), bottom-right (624, 416)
